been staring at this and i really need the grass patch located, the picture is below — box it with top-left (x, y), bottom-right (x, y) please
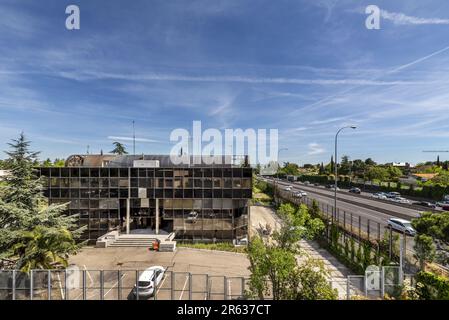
top-left (177, 242), bottom-right (247, 253)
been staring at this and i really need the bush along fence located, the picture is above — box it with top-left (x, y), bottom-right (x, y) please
top-left (274, 188), bottom-right (416, 275)
top-left (415, 271), bottom-right (449, 300)
top-left (296, 175), bottom-right (449, 201)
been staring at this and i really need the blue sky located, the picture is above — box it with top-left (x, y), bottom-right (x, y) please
top-left (1, 0), bottom-right (449, 165)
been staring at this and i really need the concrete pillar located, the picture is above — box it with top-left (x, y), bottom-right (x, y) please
top-left (155, 198), bottom-right (159, 235)
top-left (126, 198), bottom-right (130, 234)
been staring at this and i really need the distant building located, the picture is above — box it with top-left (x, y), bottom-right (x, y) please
top-left (389, 162), bottom-right (414, 168)
top-left (0, 170), bottom-right (10, 180)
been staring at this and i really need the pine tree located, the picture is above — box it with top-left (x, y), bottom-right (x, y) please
top-left (0, 133), bottom-right (84, 271)
top-left (110, 142), bottom-right (128, 155)
top-left (437, 155), bottom-right (440, 167)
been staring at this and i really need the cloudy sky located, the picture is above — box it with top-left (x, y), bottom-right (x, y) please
top-left (1, 0), bottom-right (449, 165)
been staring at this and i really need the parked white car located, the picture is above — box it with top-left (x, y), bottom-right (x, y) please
top-left (387, 218), bottom-right (416, 236)
top-left (132, 266), bottom-right (165, 298)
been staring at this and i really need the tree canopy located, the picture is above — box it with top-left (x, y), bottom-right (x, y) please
top-left (110, 141), bottom-right (128, 155)
top-left (0, 133), bottom-right (85, 271)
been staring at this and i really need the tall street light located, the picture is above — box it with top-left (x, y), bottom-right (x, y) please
top-left (275, 148), bottom-right (288, 204)
top-left (334, 126), bottom-right (357, 222)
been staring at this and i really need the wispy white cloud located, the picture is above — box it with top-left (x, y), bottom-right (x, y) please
top-left (107, 136), bottom-right (159, 143)
top-left (307, 143), bottom-right (326, 155)
top-left (381, 10), bottom-right (449, 25)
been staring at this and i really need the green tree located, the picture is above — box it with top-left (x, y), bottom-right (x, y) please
top-left (365, 166), bottom-right (389, 181)
top-left (413, 235), bottom-right (436, 270)
top-left (412, 211), bottom-right (449, 243)
top-left (339, 155), bottom-right (352, 175)
top-left (0, 133), bottom-right (84, 271)
top-left (387, 166), bottom-right (403, 180)
top-left (351, 159), bottom-right (366, 177)
top-left (365, 158), bottom-right (376, 166)
top-left (42, 158), bottom-right (53, 167)
top-left (247, 204), bottom-right (335, 300)
top-left (280, 162), bottom-right (300, 176)
top-left (110, 142), bottom-right (128, 155)
top-left (430, 171), bottom-right (449, 186)
top-left (53, 158), bottom-right (65, 167)
top-left (11, 226), bottom-right (80, 272)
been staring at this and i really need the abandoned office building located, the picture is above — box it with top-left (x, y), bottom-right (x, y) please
top-left (38, 155), bottom-right (252, 242)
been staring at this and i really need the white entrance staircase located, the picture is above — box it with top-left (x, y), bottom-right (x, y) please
top-left (96, 230), bottom-right (176, 251)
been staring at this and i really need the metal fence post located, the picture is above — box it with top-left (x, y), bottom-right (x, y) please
top-left (367, 219), bottom-right (370, 241)
top-left (350, 213), bottom-right (353, 234)
top-left (12, 270), bottom-right (16, 300)
top-left (224, 276), bottom-right (228, 300)
top-left (100, 270), bottom-right (104, 300)
top-left (346, 278), bottom-right (350, 300)
top-left (205, 274), bottom-right (209, 300)
top-left (188, 273), bottom-right (192, 300)
top-left (241, 277), bottom-right (245, 299)
top-left (136, 270), bottom-right (139, 300)
top-left (171, 271), bottom-right (175, 300)
top-left (47, 270), bottom-right (51, 300)
top-left (118, 270), bottom-right (122, 300)
top-left (83, 270), bottom-right (87, 300)
top-left (358, 216), bottom-right (362, 239)
top-left (64, 269), bottom-right (68, 300)
top-left (30, 270), bottom-right (34, 301)
top-left (381, 267), bottom-right (385, 298)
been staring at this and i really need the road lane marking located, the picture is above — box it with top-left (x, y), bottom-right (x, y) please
top-left (104, 273), bottom-right (127, 298)
top-left (178, 276), bottom-right (189, 300)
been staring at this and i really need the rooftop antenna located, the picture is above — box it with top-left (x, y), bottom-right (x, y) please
top-left (86, 145), bottom-right (90, 154)
top-left (132, 120), bottom-right (136, 155)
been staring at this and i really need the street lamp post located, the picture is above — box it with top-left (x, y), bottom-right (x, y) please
top-left (334, 126), bottom-right (357, 222)
top-left (274, 148), bottom-right (288, 204)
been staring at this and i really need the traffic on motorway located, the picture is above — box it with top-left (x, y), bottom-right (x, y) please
top-left (264, 176), bottom-right (449, 212)
top-left (258, 175), bottom-right (449, 237)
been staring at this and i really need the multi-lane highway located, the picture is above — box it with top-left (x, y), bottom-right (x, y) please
top-left (262, 177), bottom-right (420, 244)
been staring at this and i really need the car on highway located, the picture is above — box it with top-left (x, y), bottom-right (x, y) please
top-left (327, 185), bottom-right (340, 191)
top-left (293, 191), bottom-right (307, 198)
top-left (284, 186), bottom-right (293, 191)
top-left (386, 192), bottom-right (401, 199)
top-left (348, 187), bottom-right (361, 194)
top-left (414, 201), bottom-right (437, 209)
top-left (387, 218), bottom-right (416, 236)
top-left (391, 197), bottom-right (411, 204)
top-left (372, 192), bottom-right (387, 200)
top-left (313, 183), bottom-right (320, 186)
top-left (131, 266), bottom-right (165, 299)
top-left (303, 181), bottom-right (310, 185)
top-left (438, 202), bottom-right (449, 211)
